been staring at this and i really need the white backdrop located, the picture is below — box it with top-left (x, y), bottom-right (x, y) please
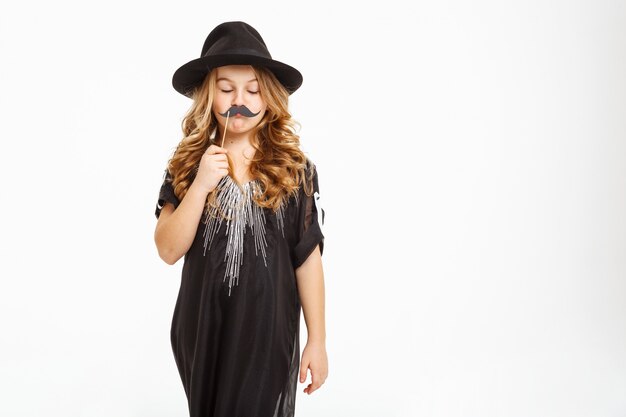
top-left (1, 1), bottom-right (625, 416)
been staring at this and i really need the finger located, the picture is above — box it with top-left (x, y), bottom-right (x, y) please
top-left (210, 144), bottom-right (228, 153)
top-left (310, 371), bottom-right (321, 392)
top-left (204, 153), bottom-right (228, 164)
top-left (201, 154), bottom-right (228, 166)
top-left (213, 161), bottom-right (229, 170)
top-left (213, 154), bottom-right (229, 163)
top-left (205, 145), bottom-right (228, 155)
top-left (305, 381), bottom-right (317, 395)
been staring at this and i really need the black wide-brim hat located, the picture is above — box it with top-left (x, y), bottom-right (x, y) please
top-left (172, 21), bottom-right (303, 98)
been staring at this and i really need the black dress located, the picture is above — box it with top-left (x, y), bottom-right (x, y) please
top-left (154, 159), bottom-right (324, 417)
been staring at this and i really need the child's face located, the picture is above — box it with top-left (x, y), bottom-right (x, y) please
top-left (213, 65), bottom-right (267, 136)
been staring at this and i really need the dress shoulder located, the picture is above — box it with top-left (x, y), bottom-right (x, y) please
top-left (155, 168), bottom-right (181, 219)
top-left (291, 158), bottom-right (324, 268)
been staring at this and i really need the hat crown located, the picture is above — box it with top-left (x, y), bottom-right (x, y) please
top-left (201, 21), bottom-right (272, 60)
top-left (172, 21), bottom-right (303, 97)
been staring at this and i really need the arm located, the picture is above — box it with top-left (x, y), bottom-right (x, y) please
top-left (154, 145), bottom-right (229, 265)
top-left (295, 244), bottom-right (328, 394)
top-left (154, 182), bottom-right (209, 265)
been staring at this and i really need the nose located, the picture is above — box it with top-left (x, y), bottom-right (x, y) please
top-left (231, 88), bottom-right (246, 107)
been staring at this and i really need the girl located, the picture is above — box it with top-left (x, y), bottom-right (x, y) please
top-left (153, 21), bottom-right (327, 417)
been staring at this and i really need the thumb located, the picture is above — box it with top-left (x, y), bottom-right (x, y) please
top-left (299, 361), bottom-right (308, 383)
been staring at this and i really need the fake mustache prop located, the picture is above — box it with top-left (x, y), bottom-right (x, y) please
top-left (219, 105), bottom-right (260, 118)
top-left (218, 105), bottom-right (261, 147)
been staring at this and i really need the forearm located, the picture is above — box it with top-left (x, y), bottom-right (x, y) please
top-left (154, 183), bottom-right (209, 264)
top-left (295, 245), bottom-right (326, 344)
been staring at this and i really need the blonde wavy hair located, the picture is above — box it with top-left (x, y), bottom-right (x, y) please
top-left (165, 65), bottom-right (315, 215)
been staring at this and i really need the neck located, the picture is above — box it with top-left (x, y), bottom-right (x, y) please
top-left (218, 129), bottom-right (253, 149)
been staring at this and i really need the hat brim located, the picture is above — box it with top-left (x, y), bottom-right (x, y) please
top-left (172, 54), bottom-right (303, 98)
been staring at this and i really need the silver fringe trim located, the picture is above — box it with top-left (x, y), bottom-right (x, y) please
top-left (201, 175), bottom-right (287, 296)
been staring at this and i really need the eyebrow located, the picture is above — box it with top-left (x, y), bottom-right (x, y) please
top-left (216, 77), bottom-right (258, 83)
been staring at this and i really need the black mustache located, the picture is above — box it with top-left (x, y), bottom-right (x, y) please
top-left (219, 105), bottom-right (260, 118)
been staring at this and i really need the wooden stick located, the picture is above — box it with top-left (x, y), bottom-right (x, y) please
top-left (221, 110), bottom-right (230, 147)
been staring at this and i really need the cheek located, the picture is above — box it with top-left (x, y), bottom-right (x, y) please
top-left (212, 99), bottom-right (229, 117)
top-left (250, 94), bottom-right (264, 107)
top-left (254, 100), bottom-right (267, 114)
top-left (214, 92), bottom-right (231, 106)
top-left (255, 105), bottom-right (267, 120)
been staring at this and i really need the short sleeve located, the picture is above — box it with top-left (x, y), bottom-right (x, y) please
top-left (292, 162), bottom-right (325, 269)
top-left (155, 169), bottom-right (181, 219)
